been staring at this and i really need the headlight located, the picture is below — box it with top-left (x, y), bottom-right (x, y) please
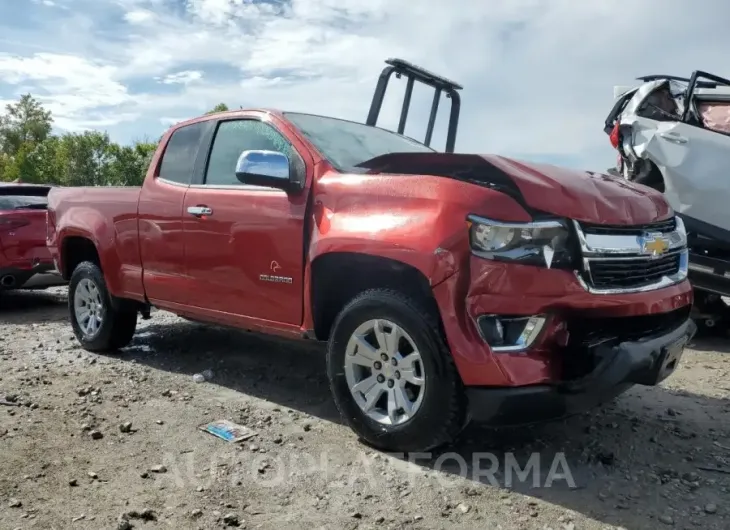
top-left (467, 215), bottom-right (574, 269)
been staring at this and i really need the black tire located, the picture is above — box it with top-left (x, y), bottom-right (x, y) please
top-left (68, 261), bottom-right (137, 352)
top-left (327, 289), bottom-right (467, 452)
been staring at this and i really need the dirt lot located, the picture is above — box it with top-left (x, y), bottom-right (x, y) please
top-left (1, 288), bottom-right (729, 530)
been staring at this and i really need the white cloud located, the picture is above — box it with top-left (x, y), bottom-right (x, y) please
top-left (1, 0), bottom-right (729, 170)
top-left (0, 52), bottom-right (134, 130)
top-left (124, 9), bottom-right (155, 24)
top-left (159, 116), bottom-right (191, 127)
top-left (156, 70), bottom-right (203, 85)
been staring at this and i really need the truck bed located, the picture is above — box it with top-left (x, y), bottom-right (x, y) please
top-left (47, 186), bottom-right (144, 297)
top-left (47, 186), bottom-right (142, 236)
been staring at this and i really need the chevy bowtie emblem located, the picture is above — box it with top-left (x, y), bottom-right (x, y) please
top-left (638, 233), bottom-right (670, 257)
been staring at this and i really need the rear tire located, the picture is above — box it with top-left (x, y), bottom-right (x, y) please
top-left (326, 289), bottom-right (467, 452)
top-left (68, 261), bottom-right (137, 352)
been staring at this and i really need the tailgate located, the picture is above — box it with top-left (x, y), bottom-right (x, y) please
top-left (0, 185), bottom-right (52, 267)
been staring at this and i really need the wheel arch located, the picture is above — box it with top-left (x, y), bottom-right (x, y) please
top-left (309, 251), bottom-right (442, 341)
top-left (60, 235), bottom-right (101, 280)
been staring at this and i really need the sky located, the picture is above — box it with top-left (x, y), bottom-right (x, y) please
top-left (0, 0), bottom-right (727, 172)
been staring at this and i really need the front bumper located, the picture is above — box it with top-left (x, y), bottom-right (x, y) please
top-left (466, 317), bottom-right (696, 424)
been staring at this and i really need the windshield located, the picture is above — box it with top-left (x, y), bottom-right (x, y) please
top-left (0, 195), bottom-right (48, 210)
top-left (284, 112), bottom-right (435, 170)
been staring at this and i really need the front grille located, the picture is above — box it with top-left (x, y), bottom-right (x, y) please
top-left (587, 252), bottom-right (681, 289)
top-left (575, 216), bottom-right (686, 292)
top-left (579, 217), bottom-right (676, 236)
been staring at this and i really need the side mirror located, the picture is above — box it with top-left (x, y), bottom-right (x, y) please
top-left (235, 150), bottom-right (291, 190)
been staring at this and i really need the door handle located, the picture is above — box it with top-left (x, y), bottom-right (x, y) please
top-left (187, 206), bottom-right (213, 217)
top-left (658, 131), bottom-right (688, 144)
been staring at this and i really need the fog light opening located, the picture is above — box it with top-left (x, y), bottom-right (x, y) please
top-left (477, 315), bottom-right (546, 352)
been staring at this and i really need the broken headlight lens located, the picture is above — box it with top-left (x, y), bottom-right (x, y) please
top-left (467, 215), bottom-right (573, 269)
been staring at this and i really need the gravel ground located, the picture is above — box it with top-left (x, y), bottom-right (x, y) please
top-left (1, 287), bottom-right (729, 530)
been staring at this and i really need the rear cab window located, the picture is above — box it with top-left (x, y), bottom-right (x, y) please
top-left (157, 121), bottom-right (208, 185)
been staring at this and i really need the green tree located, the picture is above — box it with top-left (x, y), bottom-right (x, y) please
top-left (206, 103), bottom-right (229, 114)
top-left (0, 136), bottom-right (61, 184)
top-left (54, 131), bottom-right (113, 186)
top-left (0, 94), bottom-right (53, 156)
top-left (105, 141), bottom-right (157, 186)
top-left (0, 94), bottom-right (160, 187)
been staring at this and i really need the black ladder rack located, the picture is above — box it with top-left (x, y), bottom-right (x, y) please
top-left (366, 58), bottom-right (463, 153)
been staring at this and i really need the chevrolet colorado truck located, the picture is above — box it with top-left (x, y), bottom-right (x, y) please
top-left (47, 59), bottom-right (696, 452)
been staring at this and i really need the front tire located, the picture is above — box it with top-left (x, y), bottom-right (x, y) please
top-left (327, 289), bottom-right (467, 452)
top-left (69, 261), bottom-right (137, 352)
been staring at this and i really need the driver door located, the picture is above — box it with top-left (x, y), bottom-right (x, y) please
top-left (181, 117), bottom-right (310, 326)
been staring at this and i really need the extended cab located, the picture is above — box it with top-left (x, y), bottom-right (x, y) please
top-left (47, 60), bottom-right (696, 452)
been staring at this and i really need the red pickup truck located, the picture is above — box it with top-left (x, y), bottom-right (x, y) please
top-left (47, 60), bottom-right (696, 452)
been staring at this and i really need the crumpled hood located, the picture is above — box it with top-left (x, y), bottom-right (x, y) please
top-left (357, 152), bottom-right (671, 225)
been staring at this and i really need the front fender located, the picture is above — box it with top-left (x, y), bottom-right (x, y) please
top-left (308, 201), bottom-right (464, 286)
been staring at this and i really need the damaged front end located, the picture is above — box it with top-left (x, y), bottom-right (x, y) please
top-left (465, 310), bottom-right (696, 425)
top-left (433, 207), bottom-right (695, 425)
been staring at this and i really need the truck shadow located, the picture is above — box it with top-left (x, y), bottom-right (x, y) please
top-left (118, 318), bottom-right (730, 530)
top-left (688, 332), bottom-right (730, 354)
top-left (0, 287), bottom-right (68, 324)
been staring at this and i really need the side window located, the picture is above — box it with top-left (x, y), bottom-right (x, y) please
top-left (205, 120), bottom-right (297, 186)
top-left (158, 122), bottom-right (206, 185)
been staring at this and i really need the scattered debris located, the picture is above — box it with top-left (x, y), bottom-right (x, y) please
top-left (697, 465), bottom-right (730, 475)
top-left (200, 419), bottom-right (256, 443)
top-left (122, 509), bottom-right (158, 522)
top-left (193, 369), bottom-right (213, 383)
top-left (119, 421), bottom-right (133, 433)
top-left (222, 512), bottom-right (240, 527)
top-left (1, 292), bottom-right (728, 529)
top-left (116, 518), bottom-right (133, 530)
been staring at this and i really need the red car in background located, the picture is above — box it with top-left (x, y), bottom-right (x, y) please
top-left (0, 183), bottom-right (63, 291)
